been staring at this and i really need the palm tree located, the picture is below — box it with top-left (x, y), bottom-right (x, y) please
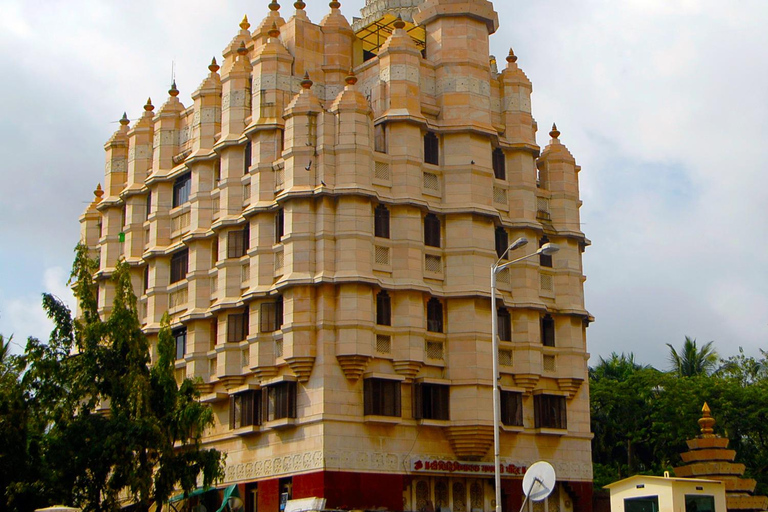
top-left (590, 352), bottom-right (650, 381)
top-left (666, 336), bottom-right (719, 377)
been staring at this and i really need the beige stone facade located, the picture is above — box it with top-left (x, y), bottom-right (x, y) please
top-left (80, 1), bottom-right (593, 511)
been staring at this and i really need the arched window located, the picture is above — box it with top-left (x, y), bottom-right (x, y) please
top-left (539, 236), bottom-right (553, 267)
top-left (495, 226), bottom-right (509, 259)
top-left (497, 308), bottom-right (511, 341)
top-left (424, 213), bottom-right (441, 248)
top-left (427, 298), bottom-right (443, 333)
top-left (375, 204), bottom-right (390, 239)
top-left (376, 290), bottom-right (392, 326)
top-left (541, 314), bottom-right (555, 347)
top-left (424, 132), bottom-right (439, 165)
top-left (492, 147), bottom-right (506, 180)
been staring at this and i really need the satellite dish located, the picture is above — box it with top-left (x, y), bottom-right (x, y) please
top-left (519, 461), bottom-right (557, 512)
top-left (228, 496), bottom-right (244, 512)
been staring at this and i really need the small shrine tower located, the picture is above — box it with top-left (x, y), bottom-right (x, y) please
top-left (674, 403), bottom-right (768, 512)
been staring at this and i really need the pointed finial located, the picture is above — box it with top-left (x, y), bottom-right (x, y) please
top-left (507, 48), bottom-right (518, 64)
top-left (698, 402), bottom-right (716, 437)
top-left (294, 0), bottom-right (306, 9)
top-left (168, 80), bottom-right (179, 97)
top-left (329, 0), bottom-right (341, 8)
top-left (549, 123), bottom-right (560, 139)
top-left (209, 57), bottom-right (220, 73)
top-left (144, 98), bottom-right (155, 112)
top-left (301, 72), bottom-right (313, 89)
top-left (393, 14), bottom-right (406, 30)
top-left (269, 0), bottom-right (280, 11)
top-left (345, 68), bottom-right (357, 86)
top-left (240, 15), bottom-right (251, 30)
top-left (237, 41), bottom-right (248, 56)
top-left (94, 183), bottom-right (104, 199)
top-left (268, 22), bottom-right (281, 38)
top-left (119, 112), bottom-right (130, 126)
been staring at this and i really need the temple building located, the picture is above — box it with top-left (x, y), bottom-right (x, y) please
top-left (79, 0), bottom-right (593, 511)
top-left (674, 404), bottom-right (768, 512)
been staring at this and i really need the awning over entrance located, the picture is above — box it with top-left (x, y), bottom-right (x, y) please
top-left (354, 13), bottom-right (426, 56)
top-left (168, 486), bottom-right (217, 503)
top-left (214, 484), bottom-right (240, 512)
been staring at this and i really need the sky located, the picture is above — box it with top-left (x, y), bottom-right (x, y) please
top-left (1, 0), bottom-right (767, 370)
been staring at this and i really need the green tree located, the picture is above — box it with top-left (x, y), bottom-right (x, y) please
top-left (666, 337), bottom-right (719, 377)
top-left (4, 244), bottom-right (224, 512)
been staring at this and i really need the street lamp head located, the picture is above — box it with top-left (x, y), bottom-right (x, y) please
top-left (538, 242), bottom-right (560, 256)
top-left (508, 237), bottom-right (528, 252)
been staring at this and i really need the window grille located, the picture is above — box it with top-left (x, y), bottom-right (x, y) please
top-left (493, 186), bottom-right (507, 204)
top-left (425, 254), bottom-right (442, 274)
top-left (426, 341), bottom-right (444, 361)
top-left (374, 245), bottom-right (390, 266)
top-left (275, 338), bottom-right (284, 358)
top-left (543, 354), bottom-right (556, 372)
top-left (423, 172), bottom-right (439, 191)
top-left (375, 334), bottom-right (392, 354)
top-left (540, 273), bottom-right (554, 292)
top-left (374, 161), bottom-right (390, 180)
top-left (499, 349), bottom-right (513, 367)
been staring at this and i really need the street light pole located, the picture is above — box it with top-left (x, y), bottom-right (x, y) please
top-left (491, 238), bottom-right (559, 512)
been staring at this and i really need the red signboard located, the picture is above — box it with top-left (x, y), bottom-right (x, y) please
top-left (411, 459), bottom-right (527, 476)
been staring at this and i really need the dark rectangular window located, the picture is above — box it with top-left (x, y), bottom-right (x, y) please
top-left (275, 209), bottom-right (284, 243)
top-left (228, 225), bottom-right (249, 258)
top-left (685, 495), bottom-right (715, 512)
top-left (230, 390), bottom-right (262, 429)
top-left (541, 314), bottom-right (555, 347)
top-left (495, 227), bottom-right (509, 259)
top-left (213, 158), bottom-right (221, 185)
top-left (210, 318), bottom-right (218, 349)
top-left (424, 213), bottom-right (441, 248)
top-left (376, 291), bottom-right (392, 326)
top-left (374, 124), bottom-right (387, 154)
top-left (170, 249), bottom-right (189, 284)
top-left (534, 394), bottom-right (567, 429)
top-left (173, 327), bottom-right (187, 360)
top-left (374, 205), bottom-right (390, 239)
top-left (424, 132), bottom-right (439, 165)
top-left (143, 266), bottom-right (150, 294)
top-left (260, 297), bottom-right (283, 333)
top-left (500, 391), bottom-right (523, 427)
top-left (492, 147), bottom-right (506, 180)
top-left (227, 308), bottom-right (249, 343)
top-left (145, 190), bottom-right (152, 220)
top-left (364, 378), bottom-right (401, 417)
top-left (624, 496), bottom-right (660, 512)
top-left (427, 298), bottom-right (443, 333)
top-left (264, 381), bottom-right (297, 421)
top-left (173, 173), bottom-right (191, 208)
top-left (244, 141), bottom-right (252, 176)
top-left (413, 383), bottom-right (449, 420)
top-left (211, 237), bottom-right (219, 266)
top-left (539, 236), bottom-right (553, 268)
top-left (497, 308), bottom-right (511, 342)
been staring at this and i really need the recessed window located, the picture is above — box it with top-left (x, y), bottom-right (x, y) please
top-left (173, 327), bottom-right (187, 360)
top-left (210, 317), bottom-right (218, 349)
top-left (374, 124), bottom-right (387, 154)
top-left (685, 495), bottom-right (715, 512)
top-left (413, 383), bottom-right (449, 420)
top-left (539, 236), bottom-right (553, 267)
top-left (230, 390), bottom-right (262, 429)
top-left (265, 381), bottom-right (297, 421)
top-left (495, 226), bottom-right (509, 259)
top-left (227, 307), bottom-right (249, 343)
top-left (211, 237), bottom-right (219, 266)
top-left (541, 314), bottom-right (555, 347)
top-left (172, 173), bottom-right (191, 208)
top-left (145, 190), bottom-right (152, 220)
top-left (424, 213), bottom-right (441, 248)
top-left (228, 224), bottom-right (249, 258)
top-left (142, 266), bottom-right (150, 295)
top-left (170, 249), bottom-right (189, 284)
top-left (375, 204), bottom-right (390, 239)
top-left (260, 297), bottom-right (284, 333)
top-left (244, 141), bottom-right (252, 175)
top-left (213, 158), bottom-right (221, 186)
top-left (427, 298), bottom-right (443, 333)
top-left (624, 497), bottom-right (659, 512)
top-left (500, 391), bottom-right (523, 426)
top-left (364, 378), bottom-right (401, 417)
top-left (534, 394), bottom-right (566, 429)
top-left (275, 209), bottom-right (284, 243)
top-left (376, 290), bottom-right (392, 326)
top-left (424, 132), bottom-right (439, 165)
top-left (497, 308), bottom-right (511, 342)
top-left (492, 147), bottom-right (506, 180)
